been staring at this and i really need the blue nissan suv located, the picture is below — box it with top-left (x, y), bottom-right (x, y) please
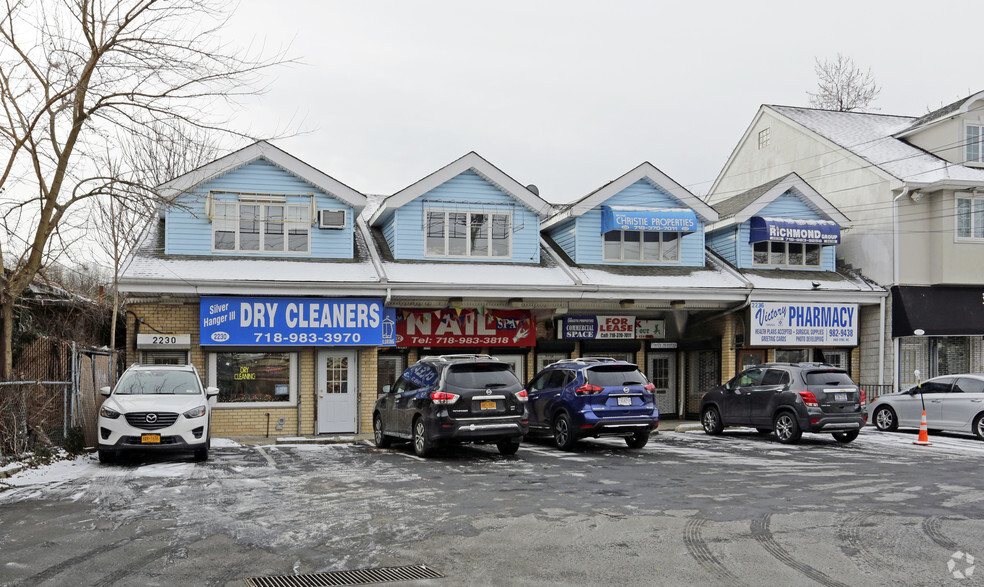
top-left (525, 357), bottom-right (659, 450)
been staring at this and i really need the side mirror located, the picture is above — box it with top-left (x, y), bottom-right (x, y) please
top-left (381, 384), bottom-right (391, 394)
top-left (205, 386), bottom-right (219, 398)
top-left (99, 386), bottom-right (112, 397)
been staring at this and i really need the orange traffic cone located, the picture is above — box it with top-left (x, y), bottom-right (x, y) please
top-left (913, 410), bottom-right (932, 446)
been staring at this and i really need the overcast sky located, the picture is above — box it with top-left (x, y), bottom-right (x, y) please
top-left (218, 0), bottom-right (980, 204)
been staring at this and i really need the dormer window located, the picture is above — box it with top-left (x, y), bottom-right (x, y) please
top-left (604, 230), bottom-right (679, 262)
top-left (425, 209), bottom-right (511, 258)
top-left (212, 195), bottom-right (312, 253)
top-left (967, 124), bottom-right (984, 164)
top-left (753, 242), bottom-right (821, 267)
top-left (748, 216), bottom-right (837, 268)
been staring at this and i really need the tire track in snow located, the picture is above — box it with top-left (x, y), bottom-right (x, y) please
top-left (682, 516), bottom-right (747, 586)
top-left (836, 512), bottom-right (889, 575)
top-left (922, 516), bottom-right (958, 550)
top-left (751, 513), bottom-right (851, 587)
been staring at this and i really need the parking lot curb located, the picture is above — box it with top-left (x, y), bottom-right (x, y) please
top-left (673, 423), bottom-right (704, 433)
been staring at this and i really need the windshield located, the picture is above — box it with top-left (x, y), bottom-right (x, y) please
top-left (445, 363), bottom-right (521, 389)
top-left (586, 365), bottom-right (648, 387)
top-left (114, 370), bottom-right (202, 395)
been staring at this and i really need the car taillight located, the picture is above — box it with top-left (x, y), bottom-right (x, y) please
top-left (515, 389), bottom-right (529, 402)
top-left (430, 391), bottom-right (459, 404)
top-left (859, 390), bottom-right (866, 405)
top-left (798, 391), bottom-right (819, 407)
top-left (644, 383), bottom-right (656, 391)
top-left (575, 384), bottom-right (603, 395)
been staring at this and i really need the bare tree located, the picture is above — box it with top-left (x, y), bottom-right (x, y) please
top-left (807, 54), bottom-right (880, 112)
top-left (0, 0), bottom-right (287, 378)
top-left (92, 124), bottom-right (220, 351)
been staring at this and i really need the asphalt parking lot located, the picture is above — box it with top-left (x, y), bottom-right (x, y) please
top-left (2, 426), bottom-right (984, 586)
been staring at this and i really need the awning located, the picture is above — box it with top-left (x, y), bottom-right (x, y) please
top-left (749, 216), bottom-right (840, 244)
top-left (892, 286), bottom-right (984, 336)
top-left (600, 206), bottom-right (698, 233)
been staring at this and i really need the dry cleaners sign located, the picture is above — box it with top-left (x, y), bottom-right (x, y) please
top-left (750, 302), bottom-right (857, 346)
top-left (200, 296), bottom-right (395, 346)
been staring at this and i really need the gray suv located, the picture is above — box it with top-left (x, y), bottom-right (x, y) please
top-left (700, 363), bottom-right (866, 444)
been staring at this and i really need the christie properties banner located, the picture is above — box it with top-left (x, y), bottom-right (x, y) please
top-left (200, 296), bottom-right (395, 346)
top-left (749, 301), bottom-right (858, 347)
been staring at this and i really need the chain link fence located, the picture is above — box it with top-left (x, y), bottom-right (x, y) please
top-left (1, 336), bottom-right (117, 459)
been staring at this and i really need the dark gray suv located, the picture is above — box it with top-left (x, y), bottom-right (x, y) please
top-left (700, 363), bottom-right (866, 444)
top-left (372, 354), bottom-right (529, 457)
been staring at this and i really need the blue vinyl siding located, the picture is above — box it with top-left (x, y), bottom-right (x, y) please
top-left (382, 216), bottom-right (397, 257)
top-left (707, 228), bottom-right (738, 266)
top-left (548, 218), bottom-right (577, 261)
top-left (573, 180), bottom-right (705, 266)
top-left (387, 170), bottom-right (541, 263)
top-left (757, 193), bottom-right (818, 220)
top-left (165, 159), bottom-right (355, 258)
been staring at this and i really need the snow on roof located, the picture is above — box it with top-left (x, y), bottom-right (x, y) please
top-left (770, 105), bottom-right (984, 185)
top-left (740, 267), bottom-right (880, 293)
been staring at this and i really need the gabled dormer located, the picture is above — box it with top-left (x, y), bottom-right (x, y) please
top-left (368, 152), bottom-right (552, 263)
top-left (541, 162), bottom-right (717, 267)
top-left (895, 90), bottom-right (984, 168)
top-left (158, 141), bottom-right (366, 259)
top-left (706, 173), bottom-right (849, 271)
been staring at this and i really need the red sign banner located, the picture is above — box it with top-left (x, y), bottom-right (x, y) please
top-left (396, 308), bottom-right (535, 347)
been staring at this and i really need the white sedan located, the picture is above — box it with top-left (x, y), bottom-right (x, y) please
top-left (870, 374), bottom-right (984, 439)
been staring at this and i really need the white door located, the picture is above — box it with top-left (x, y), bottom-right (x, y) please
top-left (493, 354), bottom-right (525, 384)
top-left (317, 350), bottom-right (358, 434)
top-left (648, 352), bottom-right (677, 417)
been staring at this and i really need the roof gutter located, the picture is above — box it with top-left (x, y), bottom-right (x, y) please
top-left (892, 187), bottom-right (909, 286)
top-left (692, 252), bottom-right (754, 326)
top-left (539, 236), bottom-right (582, 286)
top-left (356, 217), bottom-right (388, 283)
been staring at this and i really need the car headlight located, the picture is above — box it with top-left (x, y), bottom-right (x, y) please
top-left (183, 405), bottom-right (207, 418)
top-left (99, 406), bottom-right (121, 419)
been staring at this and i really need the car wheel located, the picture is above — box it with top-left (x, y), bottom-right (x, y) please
top-left (973, 413), bottom-right (984, 441)
top-left (832, 430), bottom-right (859, 443)
top-left (496, 438), bottom-right (521, 455)
top-left (873, 405), bottom-right (898, 432)
top-left (553, 413), bottom-right (576, 451)
top-left (773, 412), bottom-right (802, 444)
top-left (701, 407), bottom-right (723, 435)
top-left (97, 449), bottom-right (115, 464)
top-left (624, 431), bottom-right (649, 449)
top-left (373, 414), bottom-right (392, 448)
top-left (412, 417), bottom-right (432, 457)
top-left (193, 447), bottom-right (209, 461)
top-left (755, 428), bottom-right (772, 435)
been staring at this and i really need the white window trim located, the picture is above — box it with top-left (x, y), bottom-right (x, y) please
top-left (602, 229), bottom-right (682, 264)
top-left (208, 352), bottom-right (298, 407)
top-left (965, 123), bottom-right (984, 166)
top-left (211, 198), bottom-right (312, 254)
top-left (955, 192), bottom-right (984, 241)
top-left (752, 241), bottom-right (823, 268)
top-left (424, 208), bottom-right (513, 259)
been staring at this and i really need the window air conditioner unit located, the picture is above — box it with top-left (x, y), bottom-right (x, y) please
top-left (318, 209), bottom-right (346, 229)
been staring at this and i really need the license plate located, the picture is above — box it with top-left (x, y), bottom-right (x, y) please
top-left (480, 401), bottom-right (497, 410)
top-left (141, 434), bottom-right (161, 444)
top-left (834, 393), bottom-right (847, 402)
top-left (617, 396), bottom-right (632, 406)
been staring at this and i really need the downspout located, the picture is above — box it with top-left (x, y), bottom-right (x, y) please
top-left (879, 295), bottom-right (886, 388)
top-left (539, 236), bottom-right (582, 286)
top-left (891, 187), bottom-right (908, 393)
top-left (357, 217), bottom-right (388, 283)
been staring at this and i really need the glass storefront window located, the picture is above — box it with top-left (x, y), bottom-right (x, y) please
top-left (211, 352), bottom-right (294, 403)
